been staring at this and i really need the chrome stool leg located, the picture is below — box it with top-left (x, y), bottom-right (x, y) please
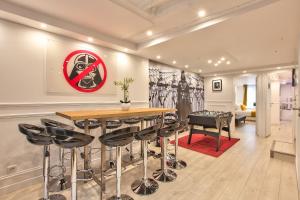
top-left (108, 146), bottom-right (133, 200)
top-left (71, 148), bottom-right (77, 200)
top-left (131, 140), bottom-right (159, 195)
top-left (49, 148), bottom-right (71, 192)
top-left (153, 137), bottom-right (177, 182)
top-left (39, 145), bottom-right (66, 200)
top-left (167, 131), bottom-right (187, 170)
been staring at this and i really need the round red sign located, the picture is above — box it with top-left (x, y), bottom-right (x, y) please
top-left (63, 50), bottom-right (107, 92)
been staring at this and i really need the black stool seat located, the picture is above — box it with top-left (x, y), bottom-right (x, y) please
top-left (19, 124), bottom-right (52, 145)
top-left (144, 115), bottom-right (158, 121)
top-left (74, 119), bottom-right (101, 130)
top-left (135, 124), bottom-right (159, 141)
top-left (99, 126), bottom-right (139, 147)
top-left (106, 120), bottom-right (122, 129)
top-left (123, 117), bottom-right (141, 125)
top-left (46, 127), bottom-right (94, 149)
top-left (157, 125), bottom-right (177, 138)
top-left (177, 120), bottom-right (188, 133)
top-left (41, 118), bottom-right (74, 130)
top-left (164, 113), bottom-right (178, 125)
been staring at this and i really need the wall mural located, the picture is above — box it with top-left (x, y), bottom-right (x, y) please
top-left (149, 60), bottom-right (204, 120)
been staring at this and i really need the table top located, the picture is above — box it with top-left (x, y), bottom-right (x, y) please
top-left (56, 107), bottom-right (176, 120)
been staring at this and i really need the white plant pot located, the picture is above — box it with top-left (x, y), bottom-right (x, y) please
top-left (121, 103), bottom-right (131, 111)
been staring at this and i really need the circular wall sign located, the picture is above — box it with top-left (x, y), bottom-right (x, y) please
top-left (63, 50), bottom-right (107, 92)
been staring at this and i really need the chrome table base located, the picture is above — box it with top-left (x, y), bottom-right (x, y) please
top-left (48, 176), bottom-right (71, 192)
top-left (107, 194), bottom-right (134, 200)
top-left (131, 178), bottom-right (159, 195)
top-left (39, 194), bottom-right (66, 200)
top-left (153, 169), bottom-right (177, 182)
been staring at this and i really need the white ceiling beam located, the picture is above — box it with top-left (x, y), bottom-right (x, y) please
top-left (137, 0), bottom-right (279, 49)
top-left (0, 1), bottom-right (137, 51)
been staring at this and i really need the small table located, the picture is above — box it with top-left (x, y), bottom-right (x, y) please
top-left (56, 107), bottom-right (175, 200)
top-left (235, 114), bottom-right (246, 126)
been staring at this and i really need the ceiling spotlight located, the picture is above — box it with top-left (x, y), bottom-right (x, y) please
top-left (198, 10), bottom-right (206, 17)
top-left (172, 60), bottom-right (177, 64)
top-left (146, 30), bottom-right (153, 36)
top-left (243, 70), bottom-right (247, 73)
top-left (184, 65), bottom-right (189, 68)
top-left (40, 23), bottom-right (47, 28)
top-left (198, 69), bottom-right (202, 73)
top-left (221, 57), bottom-right (226, 61)
top-left (156, 55), bottom-right (161, 59)
top-left (87, 37), bottom-right (93, 42)
top-left (214, 74), bottom-right (217, 77)
top-left (214, 63), bottom-right (218, 67)
top-left (208, 60), bottom-right (212, 64)
top-left (217, 60), bottom-right (221, 64)
top-left (124, 48), bottom-right (129, 52)
top-left (277, 67), bottom-right (281, 70)
top-left (226, 61), bottom-right (231, 65)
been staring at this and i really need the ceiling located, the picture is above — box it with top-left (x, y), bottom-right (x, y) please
top-left (0, 0), bottom-right (299, 75)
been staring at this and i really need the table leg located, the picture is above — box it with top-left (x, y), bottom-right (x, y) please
top-left (100, 119), bottom-right (107, 200)
top-left (140, 119), bottom-right (145, 157)
top-left (84, 119), bottom-right (90, 181)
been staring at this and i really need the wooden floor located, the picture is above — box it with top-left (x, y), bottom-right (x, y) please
top-left (1, 122), bottom-right (299, 200)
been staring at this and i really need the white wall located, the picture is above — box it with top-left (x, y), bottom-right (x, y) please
top-left (296, 38), bottom-right (300, 191)
top-left (270, 81), bottom-right (281, 125)
top-left (0, 19), bottom-right (149, 193)
top-left (204, 75), bottom-right (235, 129)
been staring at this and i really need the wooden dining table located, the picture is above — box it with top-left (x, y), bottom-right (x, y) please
top-left (56, 107), bottom-right (176, 200)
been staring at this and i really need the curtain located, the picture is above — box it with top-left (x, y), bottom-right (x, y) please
top-left (243, 84), bottom-right (248, 106)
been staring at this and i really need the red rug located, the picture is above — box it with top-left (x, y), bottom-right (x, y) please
top-left (171, 134), bottom-right (240, 157)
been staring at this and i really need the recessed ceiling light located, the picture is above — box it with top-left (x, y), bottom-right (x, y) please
top-left (214, 74), bottom-right (217, 77)
top-left (226, 61), bottom-right (231, 65)
top-left (243, 70), bottom-right (247, 73)
top-left (221, 57), bottom-right (226, 61)
top-left (208, 60), bottom-right (212, 64)
top-left (146, 30), bottom-right (153, 36)
top-left (156, 55), bottom-right (161, 59)
top-left (217, 60), bottom-right (221, 64)
top-left (198, 10), bottom-right (206, 17)
top-left (214, 63), bottom-right (218, 67)
top-left (172, 60), bottom-right (176, 64)
top-left (87, 37), bottom-right (93, 42)
top-left (185, 65), bottom-right (189, 68)
top-left (124, 48), bottom-right (129, 52)
top-left (198, 69), bottom-right (202, 73)
top-left (277, 67), bottom-right (281, 69)
top-left (40, 23), bottom-right (47, 28)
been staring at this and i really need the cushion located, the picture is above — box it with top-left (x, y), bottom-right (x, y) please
top-left (251, 110), bottom-right (256, 117)
top-left (240, 104), bottom-right (247, 111)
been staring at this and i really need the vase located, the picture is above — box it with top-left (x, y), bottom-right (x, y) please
top-left (121, 103), bottom-right (131, 111)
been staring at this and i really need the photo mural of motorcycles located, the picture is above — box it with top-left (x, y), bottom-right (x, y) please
top-left (149, 60), bottom-right (204, 120)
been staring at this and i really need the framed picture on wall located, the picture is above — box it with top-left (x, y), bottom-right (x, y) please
top-left (212, 79), bottom-right (222, 91)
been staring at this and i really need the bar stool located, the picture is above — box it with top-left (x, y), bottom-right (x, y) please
top-left (131, 124), bottom-right (160, 195)
top-left (105, 120), bottom-right (122, 168)
top-left (99, 126), bottom-right (139, 200)
top-left (18, 124), bottom-right (66, 200)
top-left (46, 126), bottom-right (94, 200)
top-left (143, 115), bottom-right (159, 156)
top-left (74, 119), bottom-right (101, 180)
top-left (153, 124), bottom-right (177, 182)
top-left (41, 118), bottom-right (73, 191)
top-left (156, 113), bottom-right (177, 159)
top-left (123, 117), bottom-right (142, 162)
top-left (167, 120), bottom-right (188, 170)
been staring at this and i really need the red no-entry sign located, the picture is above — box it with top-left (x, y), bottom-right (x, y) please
top-left (63, 50), bottom-right (107, 93)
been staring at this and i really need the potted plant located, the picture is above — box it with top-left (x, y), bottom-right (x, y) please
top-left (114, 77), bottom-right (134, 111)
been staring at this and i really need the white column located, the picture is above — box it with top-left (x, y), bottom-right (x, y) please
top-left (256, 73), bottom-right (271, 137)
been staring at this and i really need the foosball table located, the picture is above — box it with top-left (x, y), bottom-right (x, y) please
top-left (187, 110), bottom-right (233, 151)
